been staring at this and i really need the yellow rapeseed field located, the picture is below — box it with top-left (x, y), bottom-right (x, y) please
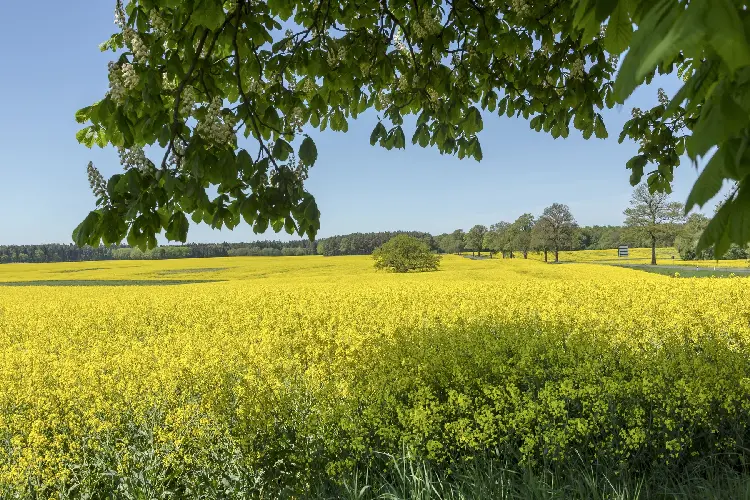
top-left (1, 256), bottom-right (749, 497)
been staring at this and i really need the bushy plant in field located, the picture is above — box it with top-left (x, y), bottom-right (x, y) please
top-left (372, 235), bottom-right (441, 273)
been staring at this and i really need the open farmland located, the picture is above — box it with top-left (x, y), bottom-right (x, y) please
top-left (1, 256), bottom-right (750, 498)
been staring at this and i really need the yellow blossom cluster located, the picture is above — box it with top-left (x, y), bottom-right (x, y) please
top-left (1, 256), bottom-right (749, 496)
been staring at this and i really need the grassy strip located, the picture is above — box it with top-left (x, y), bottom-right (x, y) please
top-left (615, 265), bottom-right (750, 278)
top-left (0, 279), bottom-right (223, 287)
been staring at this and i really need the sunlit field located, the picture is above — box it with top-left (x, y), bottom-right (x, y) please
top-left (2, 256), bottom-right (750, 498)
top-left (523, 246), bottom-right (750, 268)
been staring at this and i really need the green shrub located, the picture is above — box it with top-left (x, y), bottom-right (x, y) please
top-left (372, 235), bottom-right (441, 273)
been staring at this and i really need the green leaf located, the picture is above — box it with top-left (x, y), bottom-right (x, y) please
top-left (166, 211), bottom-right (189, 242)
top-left (72, 211), bottom-right (102, 247)
top-left (299, 136), bottom-right (318, 166)
top-left (614, 0), bottom-right (682, 102)
top-left (254, 217), bottom-right (268, 234)
top-left (273, 139), bottom-right (294, 161)
top-left (686, 88), bottom-right (746, 159)
top-left (595, 0), bottom-right (618, 23)
top-left (604, 1), bottom-right (633, 54)
top-left (686, 148), bottom-right (729, 212)
top-left (696, 197), bottom-right (732, 256)
top-left (270, 217), bottom-right (284, 232)
top-left (284, 216), bottom-right (296, 235)
top-left (626, 155), bottom-right (648, 186)
top-left (392, 126), bottom-right (406, 149)
top-left (194, 0), bottom-right (225, 30)
top-left (593, 115), bottom-right (608, 139)
top-left (706, 0), bottom-right (750, 72)
top-left (370, 122), bottom-right (386, 146)
top-left (729, 183), bottom-right (750, 247)
top-left (75, 106), bottom-right (92, 124)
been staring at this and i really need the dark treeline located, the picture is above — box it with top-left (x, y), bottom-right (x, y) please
top-left (0, 241), bottom-right (316, 264)
top-left (1, 223), bottom-right (743, 264)
top-left (315, 231), bottom-right (436, 256)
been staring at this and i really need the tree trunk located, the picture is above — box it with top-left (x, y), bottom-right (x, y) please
top-left (544, 249), bottom-right (548, 262)
top-left (651, 235), bottom-right (657, 266)
top-left (523, 250), bottom-right (528, 259)
top-left (554, 248), bottom-right (559, 262)
top-left (510, 251), bottom-right (514, 259)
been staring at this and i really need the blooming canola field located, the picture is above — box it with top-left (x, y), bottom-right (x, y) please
top-left (1, 256), bottom-right (749, 497)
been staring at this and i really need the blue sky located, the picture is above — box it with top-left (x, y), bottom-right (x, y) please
top-left (0, 1), bottom-right (719, 245)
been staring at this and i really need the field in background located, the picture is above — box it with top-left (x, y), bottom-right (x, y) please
top-left (1, 256), bottom-right (750, 497)
top-left (520, 247), bottom-right (750, 268)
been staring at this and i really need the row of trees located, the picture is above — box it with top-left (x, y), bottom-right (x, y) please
top-left (433, 186), bottom-right (750, 265)
top-left (3, 187), bottom-right (747, 265)
top-left (0, 241), bottom-right (315, 264)
top-left (434, 203), bottom-right (578, 263)
top-left (314, 232), bottom-right (436, 256)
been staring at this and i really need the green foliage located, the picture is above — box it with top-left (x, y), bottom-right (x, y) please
top-left (75, 0), bottom-right (750, 255)
top-left (76, 0), bottom-right (622, 250)
top-left (603, 0), bottom-right (750, 256)
top-left (536, 203), bottom-right (578, 261)
top-left (465, 225), bottom-right (488, 255)
top-left (372, 234), bottom-right (441, 273)
top-left (623, 184), bottom-right (684, 264)
top-left (510, 213), bottom-right (535, 258)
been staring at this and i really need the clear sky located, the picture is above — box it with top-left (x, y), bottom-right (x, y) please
top-left (0, 1), bottom-right (719, 245)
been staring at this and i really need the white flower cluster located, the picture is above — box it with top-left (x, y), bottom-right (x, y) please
top-left (412, 9), bottom-right (441, 39)
top-left (284, 29), bottom-right (295, 51)
top-left (451, 53), bottom-right (461, 66)
top-left (150, 10), bottom-right (170, 34)
top-left (359, 61), bottom-right (372, 75)
top-left (107, 62), bottom-right (127, 104)
top-left (398, 74), bottom-right (410, 91)
top-left (377, 91), bottom-right (393, 109)
top-left (393, 28), bottom-right (408, 53)
top-left (114, 0), bottom-right (126, 28)
top-left (431, 47), bottom-right (442, 65)
top-left (247, 79), bottom-right (264, 94)
top-left (118, 146), bottom-right (153, 174)
top-left (326, 46), bottom-right (347, 67)
top-left (169, 139), bottom-right (187, 170)
top-left (657, 88), bottom-right (669, 106)
top-left (631, 107), bottom-right (643, 118)
top-left (124, 27), bottom-right (149, 62)
top-left (87, 162), bottom-right (107, 199)
top-left (179, 87), bottom-right (196, 117)
top-left (426, 87), bottom-right (440, 108)
top-left (196, 97), bottom-right (235, 146)
top-left (288, 107), bottom-right (304, 133)
top-left (569, 58), bottom-right (585, 80)
top-left (288, 153), bottom-right (309, 182)
top-left (298, 78), bottom-right (317, 96)
top-left (162, 73), bottom-right (176, 91)
top-left (510, 0), bottom-right (532, 16)
top-left (540, 42), bottom-right (552, 56)
top-left (121, 63), bottom-right (139, 90)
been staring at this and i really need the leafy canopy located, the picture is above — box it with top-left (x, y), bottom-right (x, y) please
top-left (75, 0), bottom-right (750, 255)
top-left (372, 234), bottom-right (441, 272)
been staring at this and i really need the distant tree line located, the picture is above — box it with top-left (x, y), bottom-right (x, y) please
top-left (315, 232), bottom-right (436, 256)
top-left (3, 188), bottom-right (748, 264)
top-left (0, 241), bottom-right (315, 264)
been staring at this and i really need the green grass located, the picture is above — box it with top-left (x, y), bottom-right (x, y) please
top-left (616, 265), bottom-right (750, 278)
top-left (0, 279), bottom-right (223, 287)
top-left (314, 452), bottom-right (750, 500)
top-left (157, 267), bottom-right (228, 275)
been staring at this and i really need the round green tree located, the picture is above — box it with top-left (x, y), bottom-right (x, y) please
top-left (372, 235), bottom-right (440, 273)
